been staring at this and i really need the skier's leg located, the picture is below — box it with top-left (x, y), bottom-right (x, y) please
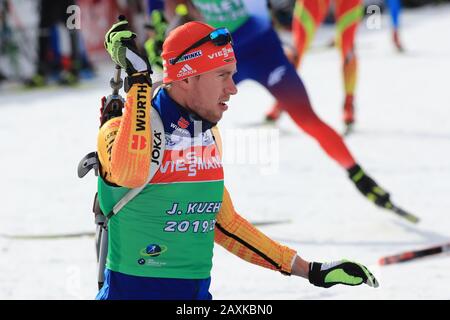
top-left (58, 0), bottom-right (80, 85)
top-left (292, 0), bottom-right (330, 67)
top-left (335, 0), bottom-right (363, 127)
top-left (387, 0), bottom-right (404, 51)
top-left (26, 0), bottom-right (55, 86)
top-left (240, 27), bottom-right (356, 169)
top-left (265, 43), bottom-right (299, 122)
top-left (266, 0), bottom-right (330, 122)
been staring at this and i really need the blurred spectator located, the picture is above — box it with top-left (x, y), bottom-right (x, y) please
top-left (25, 0), bottom-right (93, 87)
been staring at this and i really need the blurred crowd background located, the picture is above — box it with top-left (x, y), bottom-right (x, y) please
top-left (0, 0), bottom-right (448, 90)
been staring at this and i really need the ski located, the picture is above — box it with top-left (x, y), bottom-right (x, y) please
top-left (251, 219), bottom-right (291, 227)
top-left (242, 119), bottom-right (278, 128)
top-left (379, 242), bottom-right (450, 265)
top-left (0, 220), bottom-right (291, 240)
top-left (0, 80), bottom-right (92, 95)
top-left (239, 120), bottom-right (294, 136)
top-left (0, 231), bottom-right (95, 240)
top-left (386, 202), bottom-right (420, 224)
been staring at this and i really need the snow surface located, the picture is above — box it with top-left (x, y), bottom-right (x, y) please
top-left (0, 5), bottom-right (449, 300)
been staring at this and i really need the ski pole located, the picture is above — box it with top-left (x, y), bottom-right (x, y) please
top-left (110, 65), bottom-right (122, 96)
top-left (96, 64), bottom-right (124, 289)
top-left (97, 220), bottom-right (108, 289)
top-left (386, 202), bottom-right (420, 224)
top-left (100, 65), bottom-right (124, 126)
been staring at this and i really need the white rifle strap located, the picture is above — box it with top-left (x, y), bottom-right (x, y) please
top-left (107, 82), bottom-right (165, 218)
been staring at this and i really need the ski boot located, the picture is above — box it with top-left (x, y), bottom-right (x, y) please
top-left (393, 30), bottom-right (404, 53)
top-left (265, 104), bottom-right (283, 123)
top-left (343, 95), bottom-right (355, 135)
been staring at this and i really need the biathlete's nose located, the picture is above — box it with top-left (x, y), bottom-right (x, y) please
top-left (227, 78), bottom-right (238, 95)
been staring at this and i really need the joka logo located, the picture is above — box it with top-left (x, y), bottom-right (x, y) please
top-left (151, 129), bottom-right (163, 165)
top-left (177, 117), bottom-right (190, 129)
top-left (177, 64), bottom-right (196, 78)
top-left (131, 134), bottom-right (147, 150)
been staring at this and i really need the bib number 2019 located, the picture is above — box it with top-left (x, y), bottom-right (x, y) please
top-left (164, 219), bottom-right (216, 233)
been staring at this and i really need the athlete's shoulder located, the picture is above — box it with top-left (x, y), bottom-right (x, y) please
top-left (97, 116), bottom-right (122, 168)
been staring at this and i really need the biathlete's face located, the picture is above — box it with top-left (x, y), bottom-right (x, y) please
top-left (185, 63), bottom-right (238, 123)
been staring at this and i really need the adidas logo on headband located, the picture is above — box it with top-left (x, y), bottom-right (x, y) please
top-left (177, 64), bottom-right (196, 78)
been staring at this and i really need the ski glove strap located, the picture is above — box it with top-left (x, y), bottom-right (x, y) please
top-left (309, 260), bottom-right (379, 288)
top-left (124, 73), bottom-right (153, 93)
top-left (348, 164), bottom-right (391, 208)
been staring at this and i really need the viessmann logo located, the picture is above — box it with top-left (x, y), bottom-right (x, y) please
top-left (208, 47), bottom-right (234, 59)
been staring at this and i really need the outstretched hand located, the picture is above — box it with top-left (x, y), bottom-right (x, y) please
top-left (309, 259), bottom-right (379, 288)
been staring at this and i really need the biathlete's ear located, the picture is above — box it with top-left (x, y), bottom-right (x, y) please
top-left (177, 77), bottom-right (192, 90)
top-left (175, 75), bottom-right (201, 91)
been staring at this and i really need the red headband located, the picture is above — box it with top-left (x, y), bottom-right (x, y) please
top-left (162, 21), bottom-right (236, 84)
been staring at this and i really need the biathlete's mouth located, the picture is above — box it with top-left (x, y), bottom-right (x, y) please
top-left (218, 99), bottom-right (229, 111)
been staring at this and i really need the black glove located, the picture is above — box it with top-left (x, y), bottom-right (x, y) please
top-left (348, 164), bottom-right (391, 208)
top-left (309, 260), bottom-right (379, 288)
